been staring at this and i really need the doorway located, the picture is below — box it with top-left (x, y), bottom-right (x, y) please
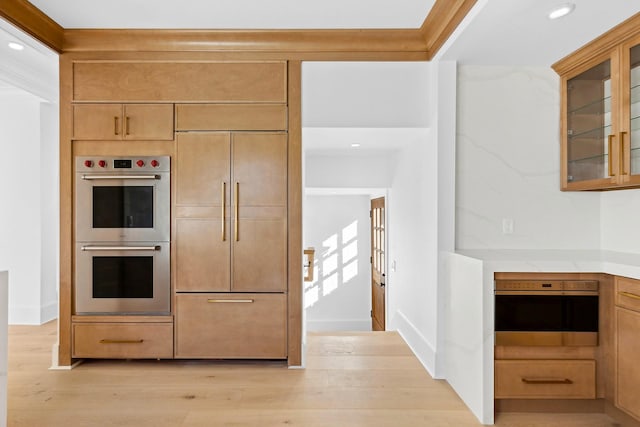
top-left (370, 196), bottom-right (385, 331)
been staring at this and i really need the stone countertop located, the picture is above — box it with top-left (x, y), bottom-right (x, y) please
top-left (455, 249), bottom-right (640, 280)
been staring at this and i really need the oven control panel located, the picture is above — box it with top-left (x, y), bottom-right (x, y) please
top-left (495, 280), bottom-right (598, 292)
top-left (76, 156), bottom-right (170, 173)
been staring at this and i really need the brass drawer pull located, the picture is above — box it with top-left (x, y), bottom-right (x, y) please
top-left (99, 339), bottom-right (144, 344)
top-left (207, 299), bottom-right (254, 304)
top-left (521, 377), bottom-right (573, 385)
top-left (221, 182), bottom-right (226, 242)
top-left (619, 291), bottom-right (640, 301)
top-left (114, 116), bottom-right (119, 135)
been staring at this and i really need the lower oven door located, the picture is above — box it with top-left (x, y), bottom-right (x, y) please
top-left (75, 242), bottom-right (170, 315)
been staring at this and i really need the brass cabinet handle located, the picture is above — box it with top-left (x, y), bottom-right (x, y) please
top-left (114, 116), bottom-right (119, 135)
top-left (521, 377), bottom-right (573, 385)
top-left (620, 131), bottom-right (627, 175)
top-left (221, 182), bottom-right (226, 242)
top-left (99, 339), bottom-right (144, 344)
top-left (619, 291), bottom-right (640, 301)
top-left (608, 134), bottom-right (615, 176)
top-left (234, 182), bottom-right (239, 242)
top-left (207, 299), bottom-right (254, 303)
top-left (125, 116), bottom-right (131, 135)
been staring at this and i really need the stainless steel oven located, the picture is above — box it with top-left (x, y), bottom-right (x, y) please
top-left (495, 280), bottom-right (599, 346)
top-left (75, 242), bottom-right (170, 315)
top-left (74, 156), bottom-right (171, 315)
top-left (75, 156), bottom-right (170, 242)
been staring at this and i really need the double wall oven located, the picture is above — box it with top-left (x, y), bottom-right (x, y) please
top-left (75, 156), bottom-right (170, 315)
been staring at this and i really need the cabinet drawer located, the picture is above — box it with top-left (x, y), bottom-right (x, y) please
top-left (73, 323), bottom-right (173, 359)
top-left (495, 360), bottom-right (596, 399)
top-left (175, 293), bottom-right (287, 359)
top-left (176, 104), bottom-right (287, 131)
top-left (615, 276), bottom-right (640, 312)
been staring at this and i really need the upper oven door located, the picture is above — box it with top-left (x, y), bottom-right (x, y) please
top-left (75, 157), bottom-right (170, 242)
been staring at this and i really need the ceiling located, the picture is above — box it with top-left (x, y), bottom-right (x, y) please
top-left (28, 0), bottom-right (436, 30)
top-left (18, 0), bottom-right (640, 67)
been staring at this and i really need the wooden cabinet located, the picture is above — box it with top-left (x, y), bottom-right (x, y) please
top-left (72, 103), bottom-right (174, 140)
top-left (175, 131), bottom-right (287, 292)
top-left (174, 293), bottom-right (287, 359)
top-left (554, 16), bottom-right (640, 190)
top-left (72, 321), bottom-right (173, 359)
top-left (615, 276), bottom-right (640, 420)
top-left (495, 360), bottom-right (596, 399)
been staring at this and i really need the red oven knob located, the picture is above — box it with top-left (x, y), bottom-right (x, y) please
top-left (150, 159), bottom-right (159, 167)
top-left (136, 160), bottom-right (145, 167)
top-left (98, 160), bottom-right (107, 168)
top-left (84, 160), bottom-right (93, 168)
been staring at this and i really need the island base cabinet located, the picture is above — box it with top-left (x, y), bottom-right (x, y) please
top-left (175, 293), bottom-right (287, 359)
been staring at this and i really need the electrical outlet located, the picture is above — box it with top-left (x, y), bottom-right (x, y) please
top-left (502, 218), bottom-right (514, 235)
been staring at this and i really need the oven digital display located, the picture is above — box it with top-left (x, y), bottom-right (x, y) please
top-left (113, 159), bottom-right (132, 168)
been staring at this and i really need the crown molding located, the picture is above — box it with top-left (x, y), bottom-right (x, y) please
top-left (552, 12), bottom-right (640, 76)
top-left (420, 0), bottom-right (477, 57)
top-left (0, 0), bottom-right (63, 53)
top-left (0, 0), bottom-right (476, 59)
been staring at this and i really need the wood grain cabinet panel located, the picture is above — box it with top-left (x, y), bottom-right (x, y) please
top-left (72, 103), bottom-right (173, 140)
top-left (175, 293), bottom-right (287, 359)
top-left (495, 360), bottom-right (596, 399)
top-left (73, 62), bottom-right (287, 102)
top-left (615, 276), bottom-right (640, 420)
top-left (175, 104), bottom-right (287, 131)
top-left (175, 131), bottom-right (287, 293)
top-left (73, 322), bottom-right (173, 359)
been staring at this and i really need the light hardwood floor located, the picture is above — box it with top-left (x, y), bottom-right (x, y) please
top-left (7, 321), bottom-right (619, 426)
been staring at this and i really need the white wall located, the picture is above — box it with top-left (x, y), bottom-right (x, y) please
top-left (601, 189), bottom-right (640, 254)
top-left (305, 153), bottom-right (392, 189)
top-left (386, 128), bottom-right (439, 373)
top-left (0, 89), bottom-right (58, 325)
top-left (304, 195), bottom-right (371, 331)
top-left (456, 66), bottom-right (601, 250)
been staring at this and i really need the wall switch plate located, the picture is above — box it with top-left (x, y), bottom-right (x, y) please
top-left (502, 218), bottom-right (514, 235)
top-left (391, 260), bottom-right (397, 272)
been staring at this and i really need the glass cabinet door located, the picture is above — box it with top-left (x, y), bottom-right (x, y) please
top-left (565, 58), bottom-right (616, 185)
top-left (625, 43), bottom-right (640, 181)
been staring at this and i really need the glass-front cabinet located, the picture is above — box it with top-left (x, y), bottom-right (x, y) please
top-left (559, 28), bottom-right (640, 190)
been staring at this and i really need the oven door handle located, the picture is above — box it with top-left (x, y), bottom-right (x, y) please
top-left (81, 245), bottom-right (160, 251)
top-left (81, 174), bottom-right (160, 180)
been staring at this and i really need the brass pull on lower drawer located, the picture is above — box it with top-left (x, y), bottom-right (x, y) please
top-left (99, 339), bottom-right (144, 344)
top-left (207, 299), bottom-right (254, 304)
top-left (619, 291), bottom-right (640, 301)
top-left (521, 377), bottom-right (573, 385)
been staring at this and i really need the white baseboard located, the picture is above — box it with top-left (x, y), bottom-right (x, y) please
top-left (9, 302), bottom-right (57, 325)
top-left (40, 301), bottom-right (57, 324)
top-left (306, 319), bottom-right (371, 332)
top-left (392, 310), bottom-right (437, 378)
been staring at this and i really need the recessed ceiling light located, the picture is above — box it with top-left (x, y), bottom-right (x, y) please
top-left (351, 143), bottom-right (361, 148)
top-left (548, 3), bottom-right (575, 20)
top-left (8, 42), bottom-right (24, 51)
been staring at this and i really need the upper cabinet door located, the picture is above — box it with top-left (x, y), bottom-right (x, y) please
top-left (72, 103), bottom-right (174, 141)
top-left (619, 37), bottom-right (640, 186)
top-left (562, 51), bottom-right (620, 190)
top-left (122, 104), bottom-right (174, 141)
